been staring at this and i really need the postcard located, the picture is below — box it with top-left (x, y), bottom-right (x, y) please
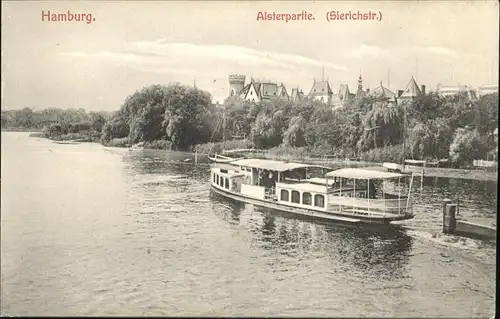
top-left (1, 1), bottom-right (497, 317)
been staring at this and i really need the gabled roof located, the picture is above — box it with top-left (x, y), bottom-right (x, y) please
top-left (325, 168), bottom-right (405, 179)
top-left (369, 82), bottom-right (396, 101)
top-left (309, 80), bottom-right (333, 96)
top-left (339, 84), bottom-right (351, 99)
top-left (277, 84), bottom-right (288, 98)
top-left (239, 83), bottom-right (251, 96)
top-left (290, 88), bottom-right (304, 101)
top-left (252, 82), bottom-right (262, 95)
top-left (399, 77), bottom-right (421, 99)
top-left (242, 81), bottom-right (262, 99)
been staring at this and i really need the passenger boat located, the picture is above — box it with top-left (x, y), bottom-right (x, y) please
top-left (210, 158), bottom-right (415, 225)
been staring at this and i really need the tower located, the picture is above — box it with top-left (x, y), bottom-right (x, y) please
top-left (228, 74), bottom-right (246, 97)
top-left (358, 74), bottom-right (363, 90)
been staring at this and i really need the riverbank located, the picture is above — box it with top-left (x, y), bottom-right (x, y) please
top-left (26, 133), bottom-right (497, 181)
top-left (403, 165), bottom-right (497, 182)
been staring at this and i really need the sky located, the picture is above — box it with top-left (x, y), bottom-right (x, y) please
top-left (1, 1), bottom-right (498, 111)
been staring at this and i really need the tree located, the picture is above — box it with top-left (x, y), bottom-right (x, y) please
top-left (101, 116), bottom-right (129, 142)
top-left (162, 84), bottom-right (213, 150)
top-left (449, 127), bottom-right (488, 166)
top-left (283, 116), bottom-right (307, 147)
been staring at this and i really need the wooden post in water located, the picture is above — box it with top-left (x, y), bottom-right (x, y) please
top-left (442, 199), bottom-right (456, 234)
top-left (194, 151), bottom-right (198, 164)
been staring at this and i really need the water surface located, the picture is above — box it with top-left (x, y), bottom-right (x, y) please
top-left (1, 132), bottom-right (496, 317)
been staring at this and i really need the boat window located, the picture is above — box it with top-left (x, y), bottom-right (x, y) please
top-left (219, 176), bottom-right (223, 187)
top-left (225, 178), bottom-right (230, 189)
top-left (280, 189), bottom-right (289, 201)
top-left (217, 175), bottom-right (220, 185)
top-left (291, 191), bottom-right (300, 203)
top-left (213, 174), bottom-right (216, 183)
top-left (314, 194), bottom-right (325, 207)
top-left (302, 192), bottom-right (312, 205)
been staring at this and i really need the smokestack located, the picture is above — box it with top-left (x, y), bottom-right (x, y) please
top-left (420, 85), bottom-right (426, 94)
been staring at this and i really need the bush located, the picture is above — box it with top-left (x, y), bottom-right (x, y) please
top-left (265, 146), bottom-right (308, 160)
top-left (358, 144), bottom-right (405, 163)
top-left (143, 140), bottom-right (172, 150)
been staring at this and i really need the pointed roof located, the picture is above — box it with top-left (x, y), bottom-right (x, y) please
top-left (399, 77), bottom-right (421, 99)
top-left (291, 88), bottom-right (304, 100)
top-left (369, 81), bottom-right (396, 101)
top-left (309, 80), bottom-right (333, 96)
top-left (239, 83), bottom-right (251, 96)
top-left (339, 84), bottom-right (351, 99)
top-left (277, 83), bottom-right (288, 98)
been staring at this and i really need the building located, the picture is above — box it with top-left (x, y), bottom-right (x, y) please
top-left (308, 79), bottom-right (333, 103)
top-left (397, 77), bottom-right (424, 104)
top-left (332, 83), bottom-right (355, 109)
top-left (228, 74), bottom-right (289, 102)
top-left (369, 81), bottom-right (397, 104)
top-left (354, 75), bottom-right (366, 99)
top-left (477, 84), bottom-right (498, 97)
top-left (228, 74), bottom-right (246, 97)
top-left (436, 83), bottom-right (477, 100)
top-left (290, 88), bottom-right (305, 102)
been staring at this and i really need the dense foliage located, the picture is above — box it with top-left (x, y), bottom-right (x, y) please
top-left (3, 83), bottom-right (497, 166)
top-left (100, 84), bottom-right (217, 149)
top-left (1, 107), bottom-right (112, 141)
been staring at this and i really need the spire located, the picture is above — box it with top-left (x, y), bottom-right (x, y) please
top-left (358, 74), bottom-right (363, 90)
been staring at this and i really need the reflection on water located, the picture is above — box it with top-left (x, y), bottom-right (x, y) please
top-left (211, 197), bottom-right (414, 283)
top-left (1, 133), bottom-right (495, 318)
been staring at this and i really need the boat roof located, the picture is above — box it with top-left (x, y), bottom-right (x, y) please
top-left (276, 182), bottom-right (327, 193)
top-left (230, 158), bottom-right (325, 172)
top-left (308, 177), bottom-right (336, 186)
top-left (325, 168), bottom-right (405, 179)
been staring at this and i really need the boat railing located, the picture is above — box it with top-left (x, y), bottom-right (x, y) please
top-left (328, 196), bottom-right (411, 215)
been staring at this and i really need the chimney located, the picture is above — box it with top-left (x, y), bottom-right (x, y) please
top-left (420, 85), bottom-right (426, 94)
top-left (366, 88), bottom-right (370, 93)
top-left (398, 90), bottom-right (404, 97)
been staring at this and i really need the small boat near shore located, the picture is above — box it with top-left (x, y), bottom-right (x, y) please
top-left (53, 138), bottom-right (88, 145)
top-left (210, 158), bottom-right (415, 225)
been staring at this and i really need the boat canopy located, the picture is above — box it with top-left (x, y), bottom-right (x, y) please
top-left (230, 158), bottom-right (326, 172)
top-left (325, 168), bottom-right (405, 180)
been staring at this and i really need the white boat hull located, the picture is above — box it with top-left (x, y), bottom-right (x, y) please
top-left (210, 184), bottom-right (413, 225)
